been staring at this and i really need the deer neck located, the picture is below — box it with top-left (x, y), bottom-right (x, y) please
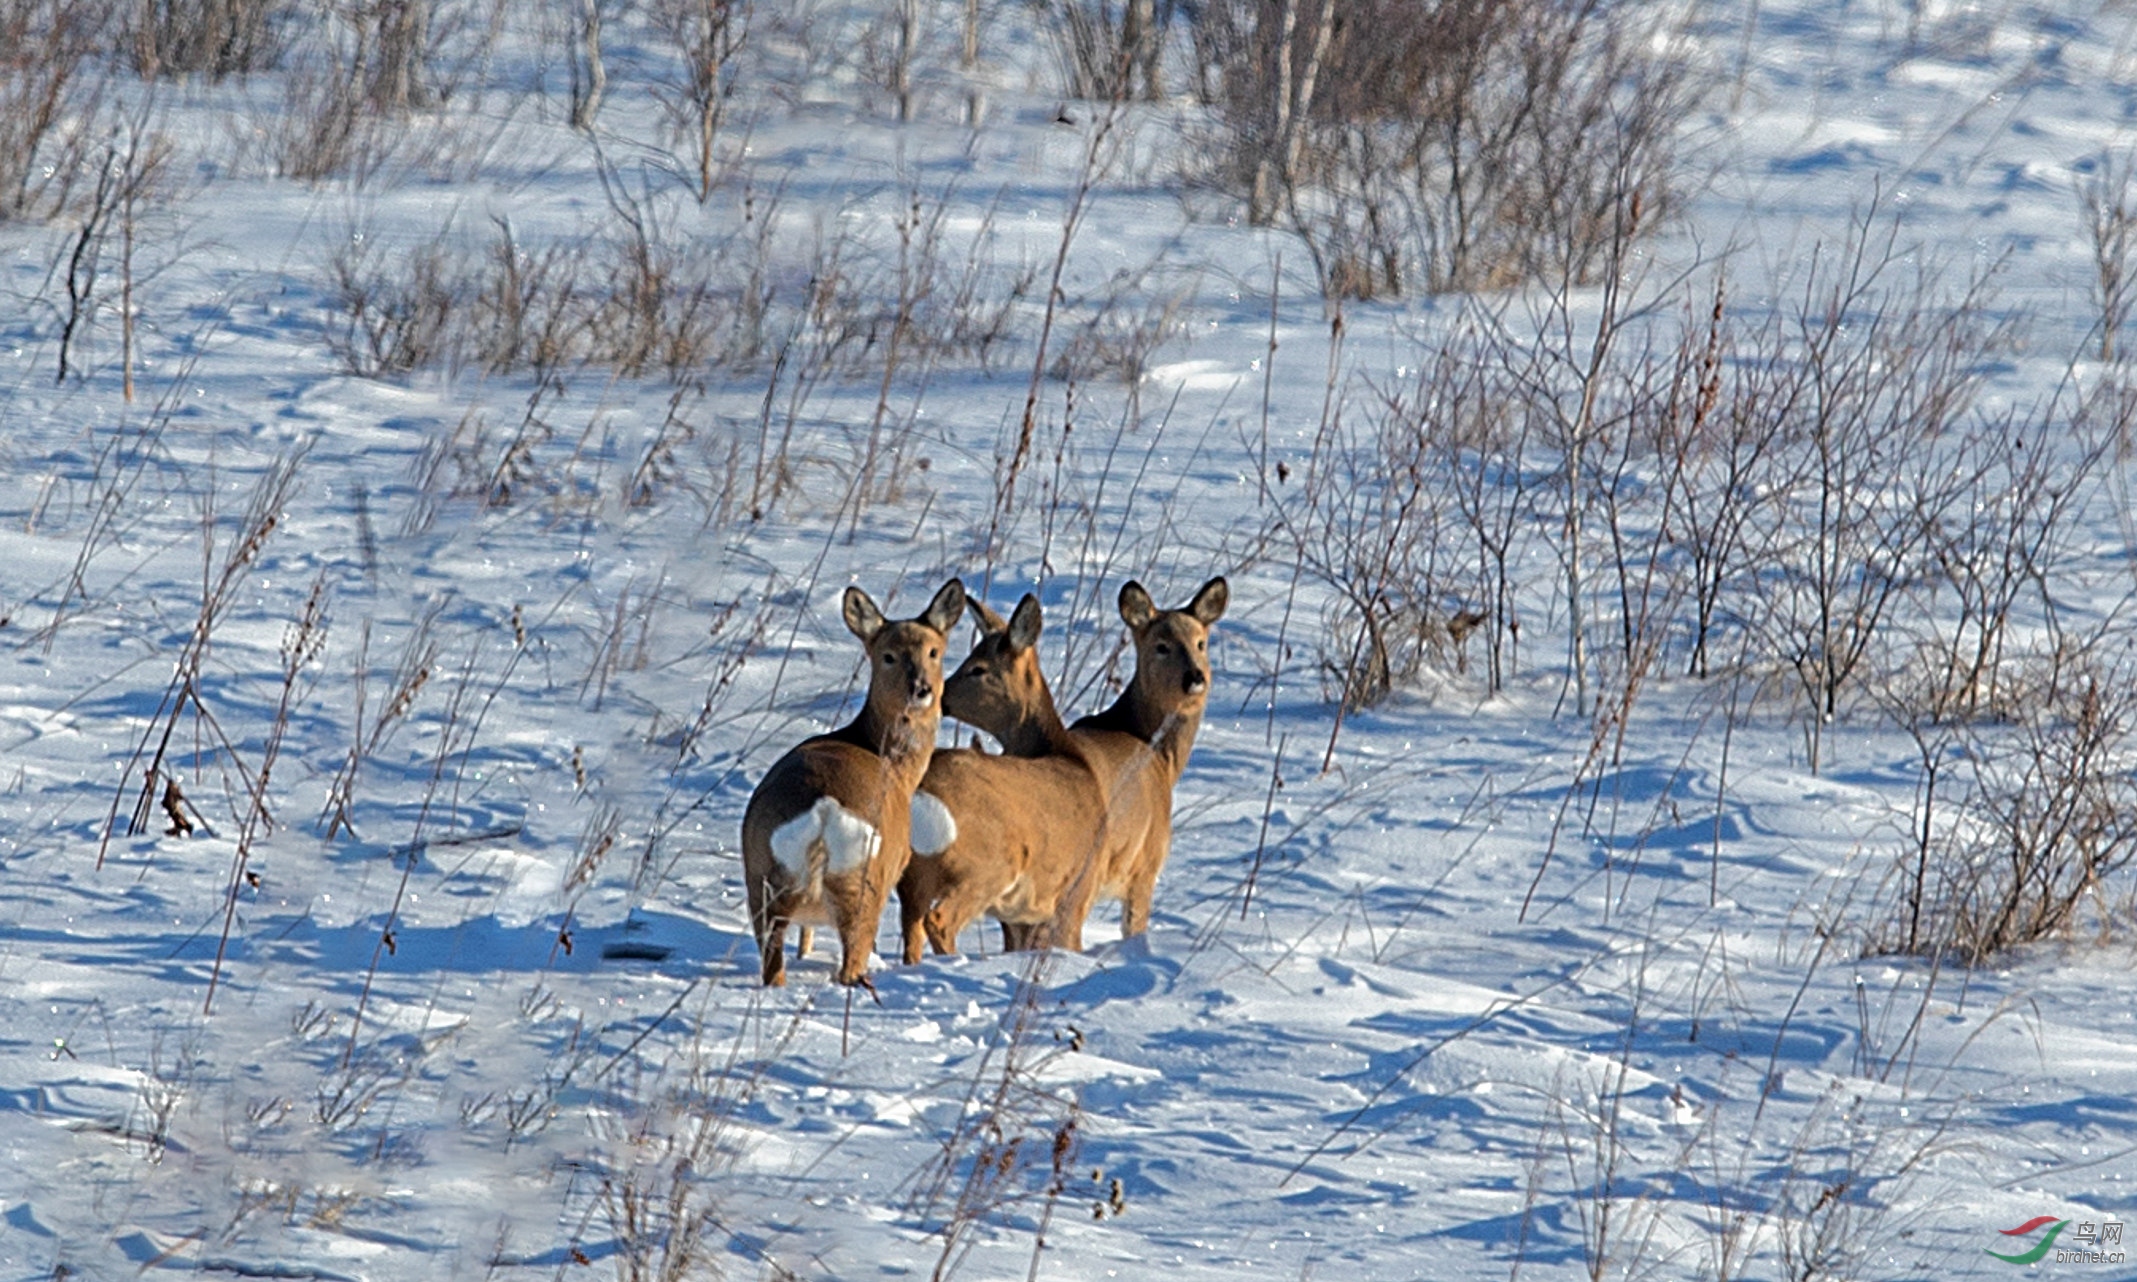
top-left (1086, 687), bottom-right (1205, 781)
top-left (997, 674), bottom-right (1077, 758)
top-left (840, 698), bottom-right (939, 788)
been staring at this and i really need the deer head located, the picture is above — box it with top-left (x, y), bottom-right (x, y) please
top-left (941, 593), bottom-right (1065, 754)
top-left (1117, 576), bottom-right (1228, 712)
top-left (842, 578), bottom-right (966, 754)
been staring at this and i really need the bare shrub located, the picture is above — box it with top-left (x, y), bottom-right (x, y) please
top-left (588, 169), bottom-right (723, 379)
top-left (1951, 650), bottom-right (2137, 958)
top-left (1189, 0), bottom-right (1697, 298)
top-left (270, 42), bottom-right (398, 181)
top-left (1050, 272), bottom-right (1186, 390)
top-left (1042, 0), bottom-right (1163, 102)
top-left (265, 1), bottom-right (455, 180)
top-left (2076, 146), bottom-right (2137, 362)
top-left (324, 226), bottom-right (465, 376)
top-left (320, 169), bottom-right (1032, 397)
top-left (1889, 398), bottom-right (2118, 727)
top-left (650, 0), bottom-right (749, 201)
top-left (1304, 386), bottom-right (1458, 711)
top-left (1878, 639), bottom-right (2137, 965)
top-left (1756, 216), bottom-right (2018, 770)
top-left (1403, 329), bottom-right (1539, 694)
top-left (1640, 278), bottom-right (1796, 680)
top-left (123, 0), bottom-right (289, 79)
top-left (467, 215), bottom-right (587, 377)
top-left (0, 0), bottom-right (108, 223)
top-left (53, 108), bottom-right (177, 389)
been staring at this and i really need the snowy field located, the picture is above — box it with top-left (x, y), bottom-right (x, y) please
top-left (4, 0), bottom-right (2137, 1277)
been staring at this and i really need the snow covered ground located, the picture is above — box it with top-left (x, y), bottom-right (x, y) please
top-left (4, 0), bottom-right (2137, 1277)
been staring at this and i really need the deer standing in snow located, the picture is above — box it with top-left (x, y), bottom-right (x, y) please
top-left (898, 594), bottom-right (1109, 961)
top-left (904, 577), bottom-right (1227, 956)
top-left (741, 579), bottom-right (965, 986)
top-left (1053, 576), bottom-right (1227, 947)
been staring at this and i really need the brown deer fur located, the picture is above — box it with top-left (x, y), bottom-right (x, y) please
top-left (740, 579), bottom-right (964, 986)
top-left (915, 577), bottom-right (1227, 954)
top-left (1051, 576), bottom-right (1227, 946)
top-left (897, 594), bottom-right (1110, 962)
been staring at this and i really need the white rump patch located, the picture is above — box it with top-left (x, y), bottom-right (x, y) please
top-left (820, 800), bottom-right (883, 873)
top-left (910, 791), bottom-right (959, 856)
top-left (770, 797), bottom-right (882, 880)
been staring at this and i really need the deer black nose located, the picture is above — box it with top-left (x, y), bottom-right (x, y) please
top-left (1183, 668), bottom-right (1207, 695)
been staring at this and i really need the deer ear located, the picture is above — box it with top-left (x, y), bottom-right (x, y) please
top-left (1118, 581), bottom-right (1157, 628)
top-left (966, 596), bottom-right (1010, 635)
top-left (1186, 576), bottom-right (1229, 625)
top-left (1006, 594), bottom-right (1044, 653)
top-left (920, 579), bottom-right (967, 635)
top-left (843, 586), bottom-right (886, 642)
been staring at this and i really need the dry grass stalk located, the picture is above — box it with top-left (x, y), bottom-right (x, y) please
top-left (99, 446), bottom-right (308, 869)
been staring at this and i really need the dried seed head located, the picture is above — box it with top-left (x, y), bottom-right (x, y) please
top-left (161, 778), bottom-right (194, 837)
top-left (385, 667), bottom-right (430, 723)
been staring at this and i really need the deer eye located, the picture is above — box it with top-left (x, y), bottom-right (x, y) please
top-left (1155, 643), bottom-right (1172, 656)
top-left (882, 654), bottom-right (895, 665)
top-left (1197, 639), bottom-right (1206, 652)
top-left (929, 647), bottom-right (939, 659)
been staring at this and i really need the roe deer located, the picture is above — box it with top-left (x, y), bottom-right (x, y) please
top-left (928, 577), bottom-right (1228, 953)
top-left (741, 578), bottom-right (965, 986)
top-left (1053, 576), bottom-right (1228, 947)
top-left (897, 594), bottom-right (1108, 962)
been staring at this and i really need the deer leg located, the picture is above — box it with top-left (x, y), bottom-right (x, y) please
top-left (1050, 874), bottom-right (1098, 953)
top-left (1119, 854), bottom-right (1153, 935)
top-left (1119, 833), bottom-right (1168, 937)
top-left (757, 915), bottom-right (790, 987)
top-left (748, 873), bottom-right (793, 986)
top-left (924, 874), bottom-right (1004, 958)
top-left (926, 912), bottom-right (962, 956)
top-left (1120, 877), bottom-right (1156, 937)
top-left (898, 885), bottom-right (931, 965)
top-left (829, 876), bottom-right (886, 987)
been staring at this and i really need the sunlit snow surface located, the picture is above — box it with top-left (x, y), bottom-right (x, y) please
top-left (3, 1), bottom-right (2136, 1277)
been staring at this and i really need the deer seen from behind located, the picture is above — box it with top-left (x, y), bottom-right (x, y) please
top-left (741, 578), bottom-right (965, 986)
